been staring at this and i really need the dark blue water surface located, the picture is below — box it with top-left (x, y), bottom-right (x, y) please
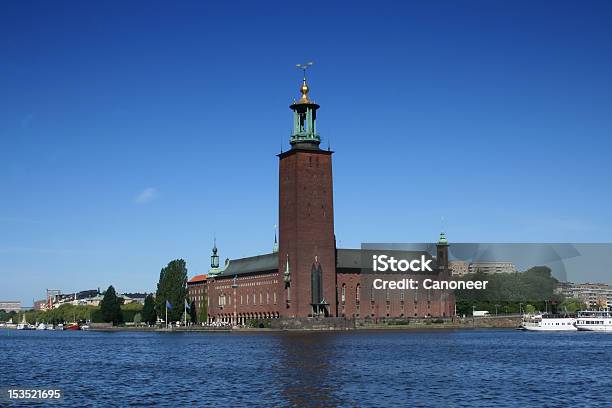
top-left (1, 329), bottom-right (612, 407)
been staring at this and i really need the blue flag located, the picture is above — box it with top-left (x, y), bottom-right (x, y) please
top-left (166, 300), bottom-right (172, 310)
top-left (185, 299), bottom-right (190, 310)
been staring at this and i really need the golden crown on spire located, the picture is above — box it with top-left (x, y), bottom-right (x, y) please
top-left (296, 61), bottom-right (314, 103)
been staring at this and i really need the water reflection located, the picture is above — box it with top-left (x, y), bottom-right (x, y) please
top-left (273, 332), bottom-right (344, 406)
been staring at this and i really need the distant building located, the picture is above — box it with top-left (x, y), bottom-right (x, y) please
top-left (0, 301), bottom-right (21, 313)
top-left (121, 293), bottom-right (147, 305)
top-left (450, 260), bottom-right (469, 276)
top-left (468, 262), bottom-right (517, 275)
top-left (45, 289), bottom-right (147, 308)
top-left (33, 300), bottom-right (47, 310)
top-left (187, 274), bottom-right (208, 314)
top-left (51, 289), bottom-right (100, 307)
top-left (556, 282), bottom-right (612, 308)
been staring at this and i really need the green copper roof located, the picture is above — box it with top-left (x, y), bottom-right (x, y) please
top-left (438, 231), bottom-right (448, 245)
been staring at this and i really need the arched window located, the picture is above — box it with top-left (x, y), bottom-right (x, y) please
top-left (341, 284), bottom-right (346, 303)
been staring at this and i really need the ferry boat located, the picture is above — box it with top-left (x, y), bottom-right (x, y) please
top-left (575, 310), bottom-right (612, 332)
top-left (520, 313), bottom-right (577, 331)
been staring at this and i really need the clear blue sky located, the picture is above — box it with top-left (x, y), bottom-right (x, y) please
top-left (1, 1), bottom-right (611, 305)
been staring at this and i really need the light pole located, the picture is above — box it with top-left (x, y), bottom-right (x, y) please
top-left (519, 302), bottom-right (523, 315)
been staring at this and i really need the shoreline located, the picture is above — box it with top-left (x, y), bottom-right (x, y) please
top-left (3, 316), bottom-right (522, 333)
top-left (90, 316), bottom-right (522, 332)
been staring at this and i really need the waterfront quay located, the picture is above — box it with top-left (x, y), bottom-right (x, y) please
top-left (84, 315), bottom-right (521, 332)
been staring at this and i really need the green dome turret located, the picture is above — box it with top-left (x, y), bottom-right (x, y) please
top-left (438, 231), bottom-right (448, 245)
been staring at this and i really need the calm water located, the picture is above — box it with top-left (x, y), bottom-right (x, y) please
top-left (1, 329), bottom-right (612, 407)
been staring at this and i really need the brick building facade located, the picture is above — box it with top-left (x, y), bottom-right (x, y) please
top-left (196, 74), bottom-right (454, 324)
top-left (187, 274), bottom-right (207, 313)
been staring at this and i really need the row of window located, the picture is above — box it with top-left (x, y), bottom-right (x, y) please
top-left (217, 292), bottom-right (278, 307)
top-left (340, 284), bottom-right (443, 303)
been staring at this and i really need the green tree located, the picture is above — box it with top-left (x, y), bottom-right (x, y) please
top-left (155, 259), bottom-right (188, 322)
top-left (524, 304), bottom-right (537, 314)
top-left (188, 300), bottom-right (197, 323)
top-left (141, 294), bottom-right (157, 325)
top-left (100, 285), bottom-right (123, 325)
top-left (199, 296), bottom-right (208, 324)
top-left (559, 297), bottom-right (586, 313)
top-left (133, 313), bottom-right (142, 324)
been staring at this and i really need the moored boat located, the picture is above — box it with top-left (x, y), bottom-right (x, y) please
top-left (575, 310), bottom-right (612, 332)
top-left (521, 313), bottom-right (577, 331)
top-left (17, 315), bottom-right (32, 330)
top-left (66, 323), bottom-right (80, 331)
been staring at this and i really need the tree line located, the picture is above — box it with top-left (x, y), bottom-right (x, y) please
top-left (2, 259), bottom-right (207, 326)
top-left (454, 266), bottom-right (587, 315)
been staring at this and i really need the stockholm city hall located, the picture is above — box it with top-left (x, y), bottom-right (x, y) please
top-left (187, 68), bottom-right (455, 325)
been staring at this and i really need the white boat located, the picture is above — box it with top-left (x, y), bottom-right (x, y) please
top-left (36, 323), bottom-right (47, 330)
top-left (575, 310), bottom-right (612, 332)
top-left (56, 324), bottom-right (64, 331)
top-left (17, 315), bottom-right (32, 330)
top-left (521, 313), bottom-right (577, 331)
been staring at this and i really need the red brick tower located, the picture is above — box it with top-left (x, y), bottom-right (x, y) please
top-left (278, 66), bottom-right (336, 318)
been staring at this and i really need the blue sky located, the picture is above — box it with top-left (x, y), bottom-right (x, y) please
top-left (1, 1), bottom-right (611, 305)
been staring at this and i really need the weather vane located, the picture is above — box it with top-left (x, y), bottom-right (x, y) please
top-left (296, 61), bottom-right (314, 80)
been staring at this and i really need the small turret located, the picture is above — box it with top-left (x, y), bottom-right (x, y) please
top-left (436, 231), bottom-right (449, 272)
top-left (209, 239), bottom-right (221, 277)
top-left (283, 254), bottom-right (291, 284)
top-left (211, 238), bottom-right (219, 268)
top-left (438, 231), bottom-right (448, 245)
top-left (290, 62), bottom-right (320, 148)
top-left (273, 226), bottom-right (279, 253)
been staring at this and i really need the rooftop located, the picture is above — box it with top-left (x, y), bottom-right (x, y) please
top-left (188, 274), bottom-right (208, 284)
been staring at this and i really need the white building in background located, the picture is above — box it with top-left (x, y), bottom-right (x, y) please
top-left (450, 260), bottom-right (469, 276)
top-left (0, 301), bottom-right (21, 313)
top-left (556, 282), bottom-right (612, 308)
top-left (468, 261), bottom-right (517, 275)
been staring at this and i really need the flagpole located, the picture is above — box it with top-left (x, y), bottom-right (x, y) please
top-left (184, 300), bottom-right (187, 327)
top-left (165, 301), bottom-right (168, 330)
